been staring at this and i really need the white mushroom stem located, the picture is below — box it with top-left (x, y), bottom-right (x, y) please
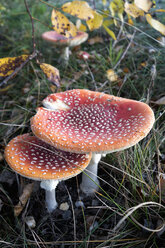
top-left (40, 179), bottom-right (59, 213)
top-left (80, 153), bottom-right (102, 195)
top-left (61, 46), bottom-right (70, 63)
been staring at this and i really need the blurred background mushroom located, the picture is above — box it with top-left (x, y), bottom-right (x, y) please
top-left (42, 30), bottom-right (88, 64)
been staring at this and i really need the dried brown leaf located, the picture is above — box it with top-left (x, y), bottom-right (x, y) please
top-left (14, 183), bottom-right (34, 217)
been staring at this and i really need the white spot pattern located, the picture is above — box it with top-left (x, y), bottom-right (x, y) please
top-left (31, 89), bottom-right (155, 153)
top-left (5, 134), bottom-right (91, 180)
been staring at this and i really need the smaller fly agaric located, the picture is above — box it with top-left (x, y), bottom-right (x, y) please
top-left (4, 133), bottom-right (91, 212)
top-left (42, 31), bottom-right (88, 63)
top-left (31, 89), bottom-right (155, 195)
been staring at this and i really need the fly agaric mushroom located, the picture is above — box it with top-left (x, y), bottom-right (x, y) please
top-left (31, 89), bottom-right (155, 194)
top-left (4, 133), bottom-right (92, 212)
top-left (42, 31), bottom-right (88, 63)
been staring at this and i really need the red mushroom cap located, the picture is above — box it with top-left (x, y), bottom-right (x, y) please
top-left (4, 133), bottom-right (92, 180)
top-left (31, 89), bottom-right (155, 154)
top-left (42, 31), bottom-right (88, 47)
top-left (77, 51), bottom-right (91, 60)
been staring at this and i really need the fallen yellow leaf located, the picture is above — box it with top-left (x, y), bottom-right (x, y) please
top-left (106, 69), bottom-right (118, 82)
top-left (0, 55), bottom-right (29, 77)
top-left (103, 23), bottom-right (116, 40)
top-left (127, 14), bottom-right (134, 25)
top-left (51, 9), bottom-right (71, 35)
top-left (146, 14), bottom-right (165, 35)
top-left (76, 19), bottom-right (87, 32)
top-left (134, 0), bottom-right (152, 12)
top-left (140, 61), bottom-right (148, 67)
top-left (51, 9), bottom-right (78, 38)
top-left (40, 63), bottom-right (60, 87)
top-left (86, 10), bottom-right (103, 31)
top-left (65, 21), bottom-right (78, 38)
top-left (62, 1), bottom-right (94, 21)
top-left (124, 2), bottom-right (144, 18)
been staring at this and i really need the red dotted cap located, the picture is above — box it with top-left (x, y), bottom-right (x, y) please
top-left (5, 133), bottom-right (92, 180)
top-left (42, 31), bottom-right (88, 47)
top-left (31, 89), bottom-right (155, 154)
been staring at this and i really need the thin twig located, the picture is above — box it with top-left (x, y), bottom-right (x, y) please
top-left (112, 21), bottom-right (124, 49)
top-left (113, 30), bottom-right (136, 70)
top-left (38, 0), bottom-right (57, 9)
top-left (32, 17), bottom-right (52, 29)
top-left (0, 122), bottom-right (27, 127)
top-left (24, 0), bottom-right (36, 52)
top-left (117, 74), bottom-right (129, 96)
